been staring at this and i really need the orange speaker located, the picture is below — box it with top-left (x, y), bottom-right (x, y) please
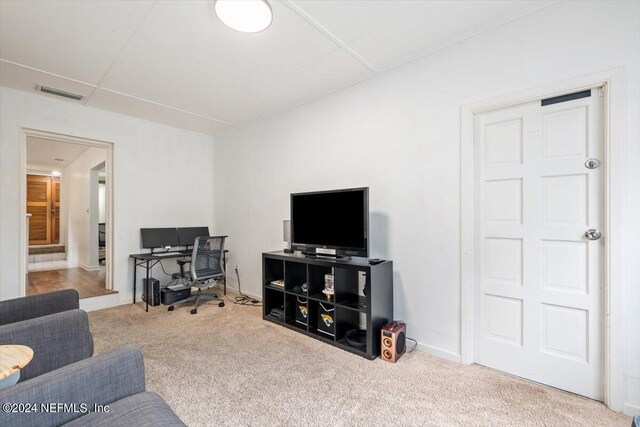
top-left (380, 321), bottom-right (407, 363)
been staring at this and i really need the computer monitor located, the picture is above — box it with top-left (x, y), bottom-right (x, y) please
top-left (98, 223), bottom-right (106, 248)
top-left (177, 226), bottom-right (210, 247)
top-left (141, 228), bottom-right (180, 249)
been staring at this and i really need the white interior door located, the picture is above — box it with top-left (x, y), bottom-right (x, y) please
top-left (473, 89), bottom-right (604, 400)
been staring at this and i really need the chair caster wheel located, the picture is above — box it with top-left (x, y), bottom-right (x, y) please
top-left (168, 306), bottom-right (174, 311)
top-left (219, 302), bottom-right (225, 308)
top-left (190, 309), bottom-right (197, 315)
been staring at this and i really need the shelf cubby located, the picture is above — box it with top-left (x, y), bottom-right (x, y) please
top-left (262, 251), bottom-right (393, 360)
top-left (284, 261), bottom-right (307, 292)
top-left (263, 287), bottom-right (284, 321)
top-left (285, 293), bottom-right (308, 331)
top-left (263, 257), bottom-right (284, 289)
top-left (307, 264), bottom-right (332, 297)
top-left (335, 306), bottom-right (360, 342)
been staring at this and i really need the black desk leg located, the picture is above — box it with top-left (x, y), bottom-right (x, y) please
top-left (145, 260), bottom-right (150, 312)
top-left (133, 259), bottom-right (137, 304)
top-left (223, 251), bottom-right (227, 295)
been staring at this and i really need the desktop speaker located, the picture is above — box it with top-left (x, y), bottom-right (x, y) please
top-left (142, 277), bottom-right (161, 307)
top-left (380, 321), bottom-right (406, 363)
top-left (283, 220), bottom-right (293, 253)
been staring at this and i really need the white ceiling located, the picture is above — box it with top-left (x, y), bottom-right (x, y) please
top-left (26, 136), bottom-right (90, 170)
top-left (0, 0), bottom-right (553, 136)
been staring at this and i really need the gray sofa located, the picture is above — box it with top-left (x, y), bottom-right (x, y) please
top-left (0, 290), bottom-right (184, 426)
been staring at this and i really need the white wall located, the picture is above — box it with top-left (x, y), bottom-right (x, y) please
top-left (213, 1), bottom-right (639, 414)
top-left (64, 147), bottom-right (106, 268)
top-left (0, 88), bottom-right (215, 301)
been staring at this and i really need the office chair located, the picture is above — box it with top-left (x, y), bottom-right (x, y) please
top-left (168, 236), bottom-right (227, 314)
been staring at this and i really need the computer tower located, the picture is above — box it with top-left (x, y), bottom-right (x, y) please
top-left (141, 278), bottom-right (161, 307)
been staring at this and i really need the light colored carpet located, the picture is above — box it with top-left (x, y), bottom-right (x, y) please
top-left (89, 297), bottom-right (630, 426)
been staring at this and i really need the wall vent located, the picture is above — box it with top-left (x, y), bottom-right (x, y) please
top-left (37, 85), bottom-right (83, 101)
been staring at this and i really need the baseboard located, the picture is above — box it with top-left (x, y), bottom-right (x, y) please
top-left (79, 293), bottom-right (126, 312)
top-left (623, 402), bottom-right (639, 417)
top-left (415, 342), bottom-right (462, 363)
top-left (80, 263), bottom-right (101, 272)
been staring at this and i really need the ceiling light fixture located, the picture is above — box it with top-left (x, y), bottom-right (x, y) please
top-left (214, 0), bottom-right (273, 33)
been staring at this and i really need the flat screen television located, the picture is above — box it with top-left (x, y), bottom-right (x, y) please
top-left (291, 187), bottom-right (368, 257)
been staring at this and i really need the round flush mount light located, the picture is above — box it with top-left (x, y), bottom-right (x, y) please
top-left (214, 0), bottom-right (273, 34)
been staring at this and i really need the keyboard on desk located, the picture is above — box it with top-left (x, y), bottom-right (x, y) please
top-left (153, 252), bottom-right (183, 257)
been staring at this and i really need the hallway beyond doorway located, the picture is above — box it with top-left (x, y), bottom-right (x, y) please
top-left (27, 267), bottom-right (115, 299)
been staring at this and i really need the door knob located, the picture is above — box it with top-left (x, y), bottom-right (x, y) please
top-left (584, 229), bottom-right (601, 240)
top-left (585, 158), bottom-right (601, 169)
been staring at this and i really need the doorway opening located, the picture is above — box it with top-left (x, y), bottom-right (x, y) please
top-left (23, 131), bottom-right (114, 299)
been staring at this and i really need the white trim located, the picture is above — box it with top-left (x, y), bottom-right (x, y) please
top-left (459, 68), bottom-right (625, 412)
top-left (19, 129), bottom-right (116, 294)
top-left (623, 403), bottom-right (640, 417)
top-left (80, 264), bottom-right (101, 272)
top-left (79, 293), bottom-right (128, 313)
top-left (416, 342), bottom-right (462, 363)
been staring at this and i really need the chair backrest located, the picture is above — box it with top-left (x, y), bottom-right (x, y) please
top-left (190, 236), bottom-right (226, 282)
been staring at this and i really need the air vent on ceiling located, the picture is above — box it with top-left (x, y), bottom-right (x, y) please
top-left (37, 85), bottom-right (83, 101)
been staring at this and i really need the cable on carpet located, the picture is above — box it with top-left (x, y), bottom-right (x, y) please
top-left (215, 267), bottom-right (262, 306)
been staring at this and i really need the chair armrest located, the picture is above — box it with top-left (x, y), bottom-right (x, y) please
top-left (0, 310), bottom-right (93, 381)
top-left (0, 346), bottom-right (145, 427)
top-left (0, 290), bottom-right (79, 326)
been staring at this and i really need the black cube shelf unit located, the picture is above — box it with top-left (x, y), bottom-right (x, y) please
top-left (262, 251), bottom-right (393, 360)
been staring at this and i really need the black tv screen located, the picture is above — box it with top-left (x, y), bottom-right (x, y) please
top-left (291, 187), bottom-right (368, 257)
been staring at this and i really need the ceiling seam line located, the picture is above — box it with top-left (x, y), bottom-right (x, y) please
top-left (280, 0), bottom-right (378, 72)
top-left (84, 0), bottom-right (164, 105)
top-left (99, 88), bottom-right (239, 127)
top-left (0, 59), bottom-right (97, 88)
top-left (214, 1), bottom-right (562, 139)
top-left (376, 0), bottom-right (561, 73)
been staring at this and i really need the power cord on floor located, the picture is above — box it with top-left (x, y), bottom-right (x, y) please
top-left (215, 267), bottom-right (262, 306)
top-left (406, 337), bottom-right (418, 353)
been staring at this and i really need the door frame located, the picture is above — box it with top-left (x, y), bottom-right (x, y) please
top-left (19, 128), bottom-right (115, 292)
top-left (460, 68), bottom-right (625, 411)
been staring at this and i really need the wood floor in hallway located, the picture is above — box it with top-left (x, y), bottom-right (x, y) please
top-left (27, 267), bottom-right (115, 299)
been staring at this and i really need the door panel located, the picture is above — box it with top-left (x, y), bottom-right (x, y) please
top-left (27, 175), bottom-right (51, 245)
top-left (26, 175), bottom-right (60, 245)
top-left (474, 90), bottom-right (604, 400)
top-left (51, 177), bottom-right (60, 244)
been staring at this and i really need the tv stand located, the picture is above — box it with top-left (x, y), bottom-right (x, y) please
top-left (302, 252), bottom-right (351, 261)
top-left (262, 251), bottom-right (393, 359)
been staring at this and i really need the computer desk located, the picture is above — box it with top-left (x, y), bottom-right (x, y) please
top-left (129, 249), bottom-right (228, 312)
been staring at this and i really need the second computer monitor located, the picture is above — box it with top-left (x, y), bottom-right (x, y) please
top-left (177, 226), bottom-right (210, 247)
top-left (141, 228), bottom-right (180, 249)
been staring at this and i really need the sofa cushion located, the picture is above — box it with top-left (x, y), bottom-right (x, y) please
top-left (62, 392), bottom-right (185, 427)
top-left (0, 309), bottom-right (93, 381)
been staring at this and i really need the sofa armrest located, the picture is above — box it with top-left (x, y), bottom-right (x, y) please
top-left (0, 310), bottom-right (93, 381)
top-left (0, 290), bottom-right (79, 326)
top-left (0, 346), bottom-right (146, 427)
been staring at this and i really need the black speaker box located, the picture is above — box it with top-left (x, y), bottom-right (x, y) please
top-left (161, 287), bottom-right (191, 305)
